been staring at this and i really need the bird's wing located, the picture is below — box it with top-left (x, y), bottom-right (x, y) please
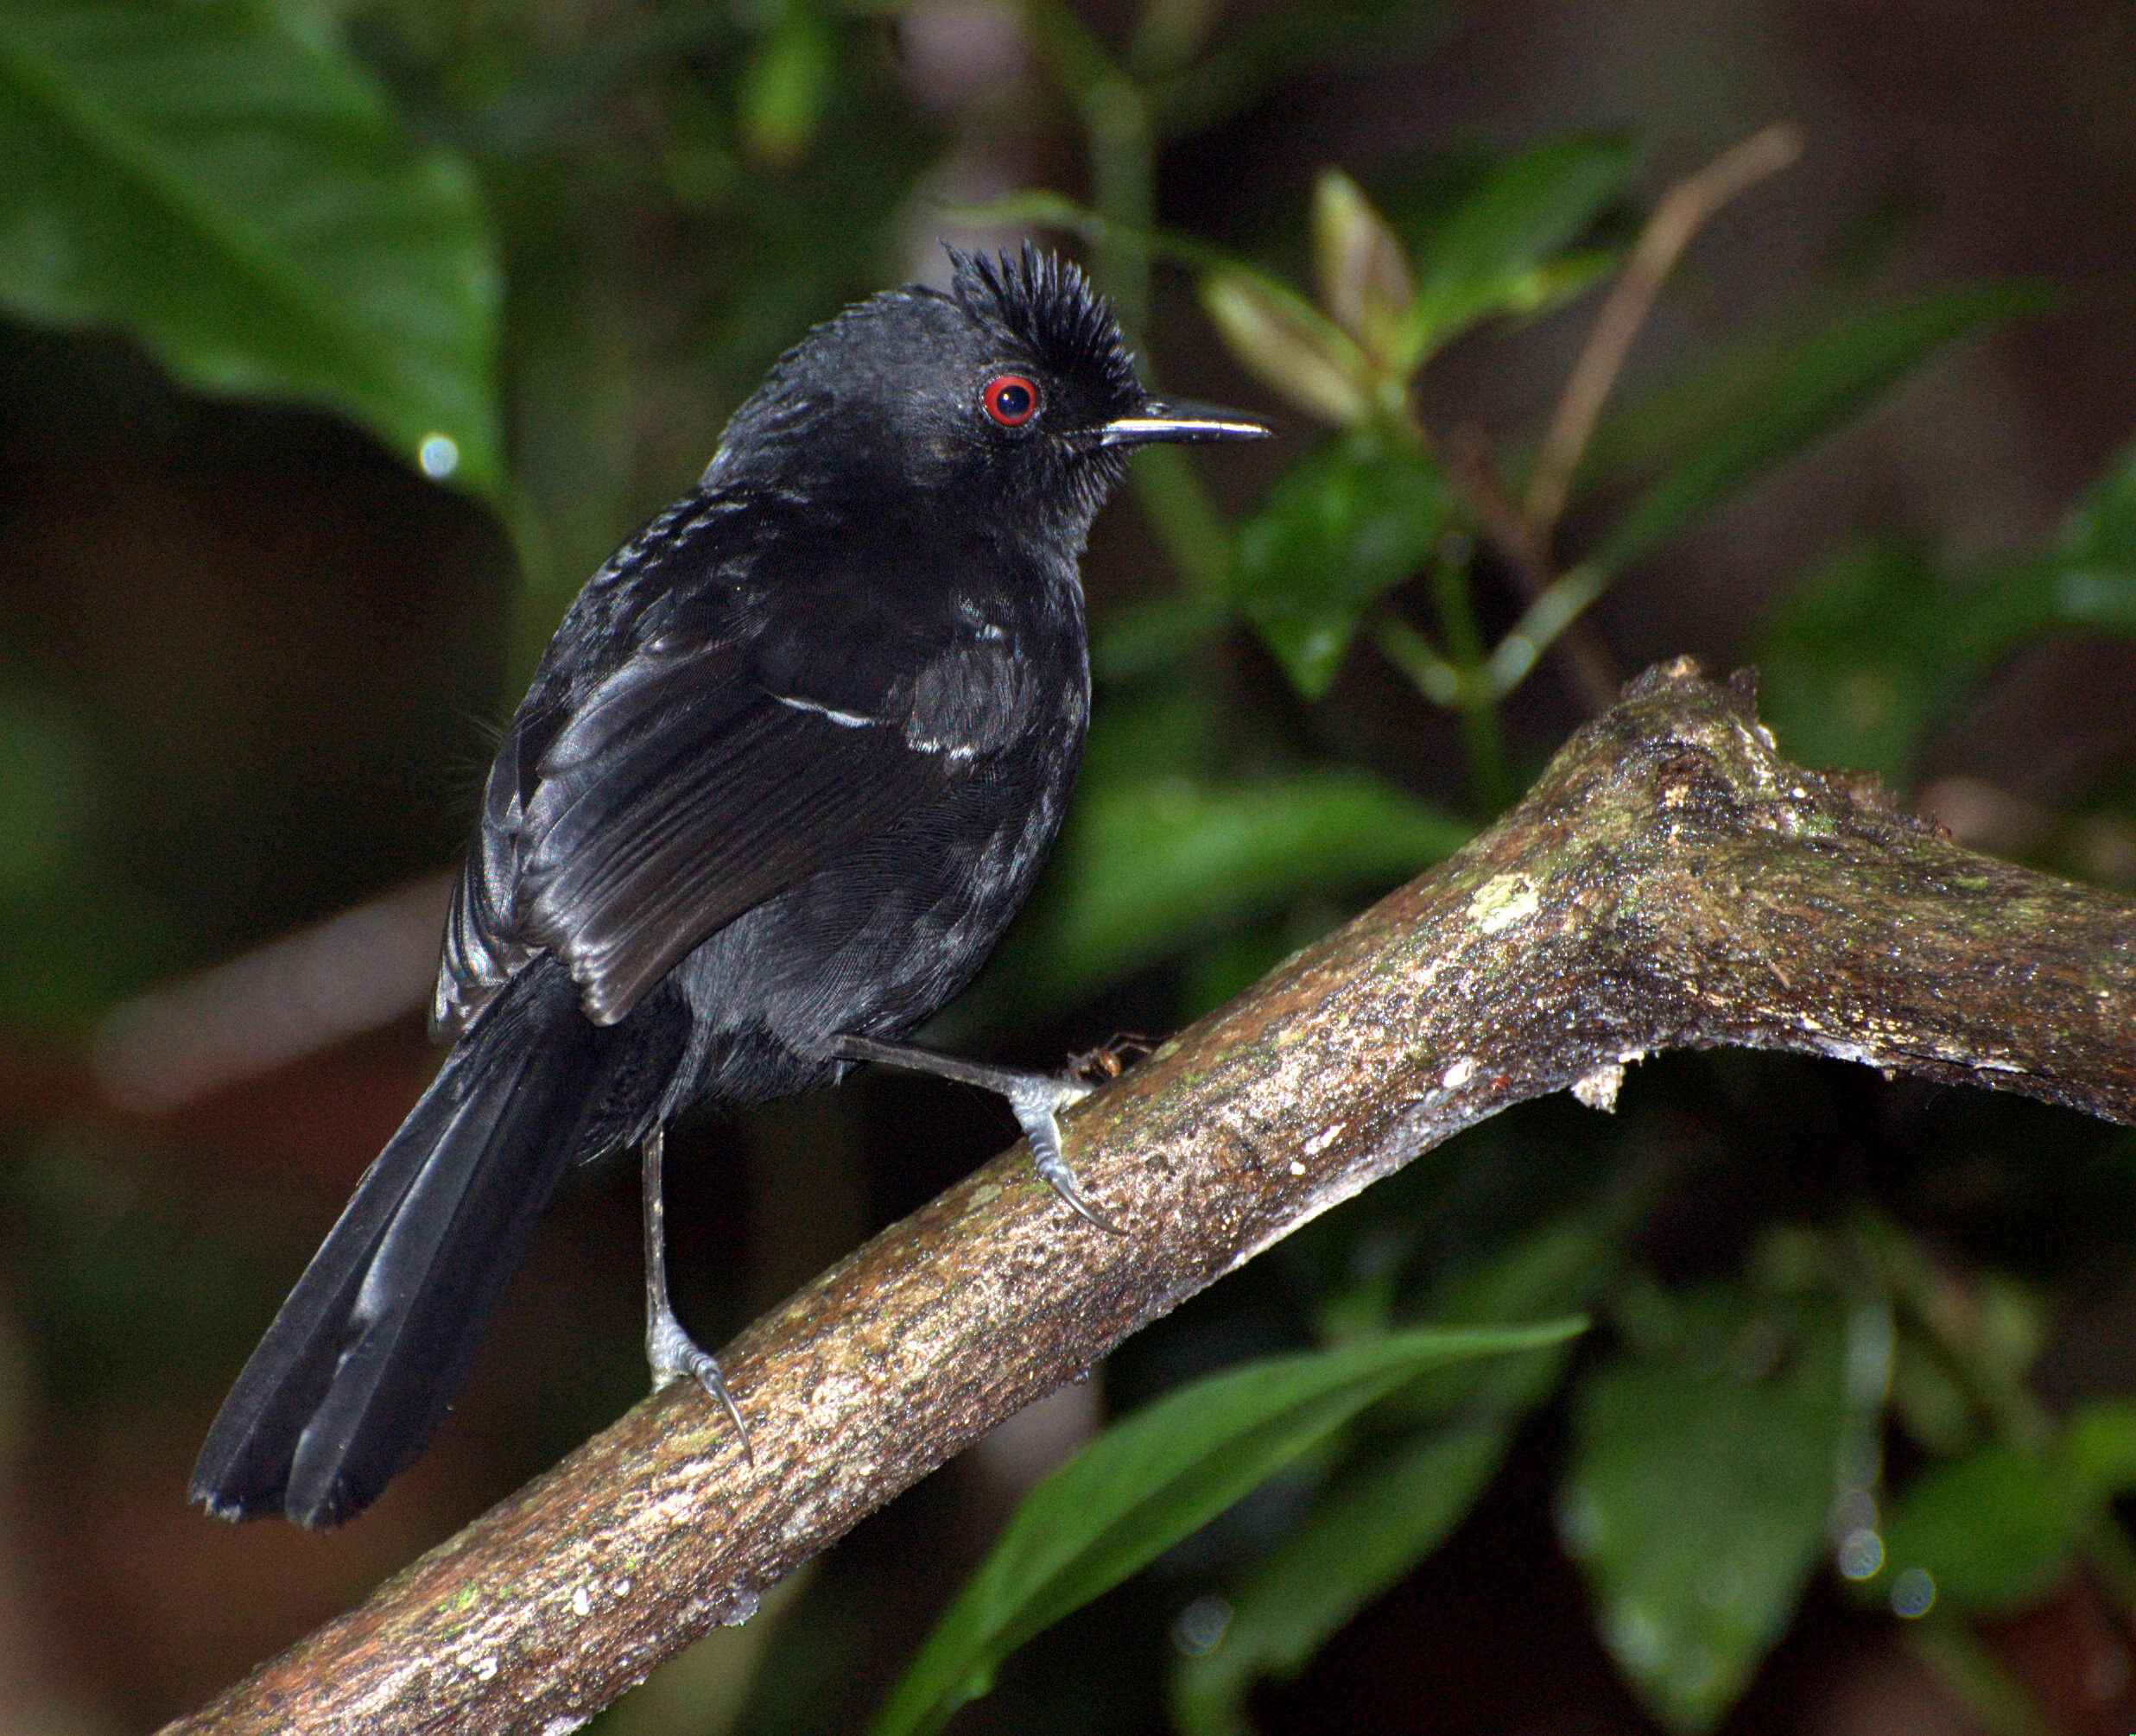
top-left (435, 559), bottom-right (1037, 1035)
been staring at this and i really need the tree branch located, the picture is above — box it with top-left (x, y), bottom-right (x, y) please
top-left (164, 660), bottom-right (2136, 1735)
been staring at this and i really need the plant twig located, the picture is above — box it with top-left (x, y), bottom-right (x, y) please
top-left (1522, 122), bottom-right (1804, 539)
top-left (163, 662), bottom-right (2136, 1736)
top-left (1442, 425), bottom-right (1620, 713)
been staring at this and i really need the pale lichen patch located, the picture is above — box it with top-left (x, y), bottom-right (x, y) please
top-left (1471, 874), bottom-right (1542, 935)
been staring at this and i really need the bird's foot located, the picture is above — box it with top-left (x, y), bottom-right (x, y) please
top-left (648, 1303), bottom-right (754, 1461)
top-left (827, 1033), bottom-right (1122, 1232)
top-left (1002, 1074), bottom-right (1119, 1232)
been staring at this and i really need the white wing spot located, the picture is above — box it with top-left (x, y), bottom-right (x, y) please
top-left (775, 693), bottom-right (876, 729)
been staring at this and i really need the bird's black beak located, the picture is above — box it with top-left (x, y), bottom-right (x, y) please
top-left (1097, 397), bottom-right (1271, 447)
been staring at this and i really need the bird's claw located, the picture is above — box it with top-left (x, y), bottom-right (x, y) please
top-left (1005, 1075), bottom-right (1120, 1233)
top-left (649, 1308), bottom-right (755, 1461)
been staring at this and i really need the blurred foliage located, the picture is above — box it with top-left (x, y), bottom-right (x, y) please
top-left (876, 1319), bottom-right (1584, 1736)
top-left (3, 3), bottom-right (2136, 1735)
top-left (0, 0), bottom-right (501, 492)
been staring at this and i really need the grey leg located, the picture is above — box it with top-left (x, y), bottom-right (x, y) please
top-left (830, 1034), bottom-right (1119, 1232)
top-left (642, 1126), bottom-right (753, 1458)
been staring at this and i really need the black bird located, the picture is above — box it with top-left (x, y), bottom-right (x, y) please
top-left (190, 246), bottom-right (1268, 1528)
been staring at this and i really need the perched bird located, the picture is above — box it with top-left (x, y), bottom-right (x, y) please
top-left (191, 246), bottom-right (1268, 1528)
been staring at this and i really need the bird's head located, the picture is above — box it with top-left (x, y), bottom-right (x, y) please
top-left (703, 245), bottom-right (1267, 550)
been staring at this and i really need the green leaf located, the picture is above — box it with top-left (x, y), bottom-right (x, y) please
top-left (1170, 1421), bottom-right (1512, 1736)
top-left (1874, 1443), bottom-right (2085, 1617)
top-left (1588, 283), bottom-right (2057, 580)
top-left (975, 765), bottom-right (1471, 1023)
top-left (1756, 445), bottom-right (2136, 783)
top-left (2065, 1397), bottom-right (2136, 1497)
top-left (1313, 169), bottom-right (1415, 371)
top-left (1234, 428), bottom-right (1452, 698)
top-left (1561, 1287), bottom-right (1849, 1733)
top-left (1174, 1219), bottom-right (1613, 1735)
top-left (1089, 592), bottom-right (1230, 684)
top-left (0, 0), bottom-right (501, 492)
top-left (1753, 540), bottom-right (1948, 782)
top-left (2063, 440), bottom-right (2136, 566)
top-left (871, 1320), bottom-right (1586, 1736)
top-left (0, 685), bottom-right (95, 903)
top-left (738, 4), bottom-right (833, 163)
top-left (1403, 133), bottom-right (1638, 356)
top-left (1200, 266), bottom-right (1377, 426)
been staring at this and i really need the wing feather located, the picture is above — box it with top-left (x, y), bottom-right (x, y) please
top-left (431, 498), bottom-right (1038, 1034)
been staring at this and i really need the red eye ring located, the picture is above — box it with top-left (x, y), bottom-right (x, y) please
top-left (982, 374), bottom-right (1040, 428)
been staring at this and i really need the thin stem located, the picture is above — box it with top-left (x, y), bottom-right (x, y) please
top-left (1522, 122), bottom-right (1803, 539)
top-left (1131, 446), bottom-right (1230, 600)
top-left (1484, 565), bottom-right (1611, 701)
top-left (1442, 425), bottom-right (1619, 713)
top-left (1369, 613), bottom-right (1465, 709)
top-left (1423, 553), bottom-right (1509, 808)
top-left (1085, 76), bottom-right (1155, 340)
top-left (1017, 0), bottom-right (1236, 608)
top-left (1016, 0), bottom-right (1116, 104)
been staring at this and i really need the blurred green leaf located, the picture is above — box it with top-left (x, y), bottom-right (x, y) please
top-left (1390, 1217), bottom-right (1621, 1421)
top-left (2048, 440), bottom-right (2136, 633)
top-left (2063, 440), bottom-right (2136, 565)
top-left (1090, 592), bottom-right (1229, 683)
top-left (1588, 283), bottom-right (2057, 580)
top-left (1561, 1286), bottom-right (1848, 1733)
top-left (1145, 0), bottom-right (1448, 136)
top-left (2065, 1397), bottom-right (2136, 1496)
top-left (1874, 1443), bottom-right (2084, 1617)
top-left (1403, 132), bottom-right (1638, 356)
top-left (1176, 1218), bottom-right (1613, 1734)
top-left (0, 681), bottom-right (167, 1026)
top-left (979, 765), bottom-right (1471, 1023)
top-left (1170, 1421), bottom-right (1511, 1736)
top-left (1889, 1327), bottom-right (1980, 1457)
top-left (1234, 428), bottom-right (1452, 697)
top-left (1200, 266), bottom-right (1377, 426)
top-left (872, 1319), bottom-right (1585, 1736)
top-left (1754, 540), bottom-right (1947, 782)
top-left (1757, 440), bottom-right (2136, 782)
top-left (0, 0), bottom-right (501, 492)
top-left (738, 4), bottom-right (832, 163)
top-left (1313, 169), bottom-right (1416, 371)
top-left (0, 685), bottom-right (95, 901)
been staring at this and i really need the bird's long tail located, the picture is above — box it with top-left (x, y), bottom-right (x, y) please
top-left (191, 959), bottom-right (612, 1529)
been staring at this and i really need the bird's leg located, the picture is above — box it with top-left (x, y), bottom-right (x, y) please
top-left (829, 1034), bottom-right (1119, 1232)
top-left (641, 1125), bottom-right (753, 1458)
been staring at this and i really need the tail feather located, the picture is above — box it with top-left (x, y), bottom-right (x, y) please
top-left (192, 961), bottom-right (611, 1529)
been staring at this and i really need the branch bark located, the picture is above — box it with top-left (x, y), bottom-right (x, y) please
top-left (164, 659), bottom-right (2136, 1735)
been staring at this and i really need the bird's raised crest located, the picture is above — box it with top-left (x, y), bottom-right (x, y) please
top-left (948, 244), bottom-right (1138, 402)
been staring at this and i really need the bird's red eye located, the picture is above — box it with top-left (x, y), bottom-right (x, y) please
top-left (982, 374), bottom-right (1039, 428)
